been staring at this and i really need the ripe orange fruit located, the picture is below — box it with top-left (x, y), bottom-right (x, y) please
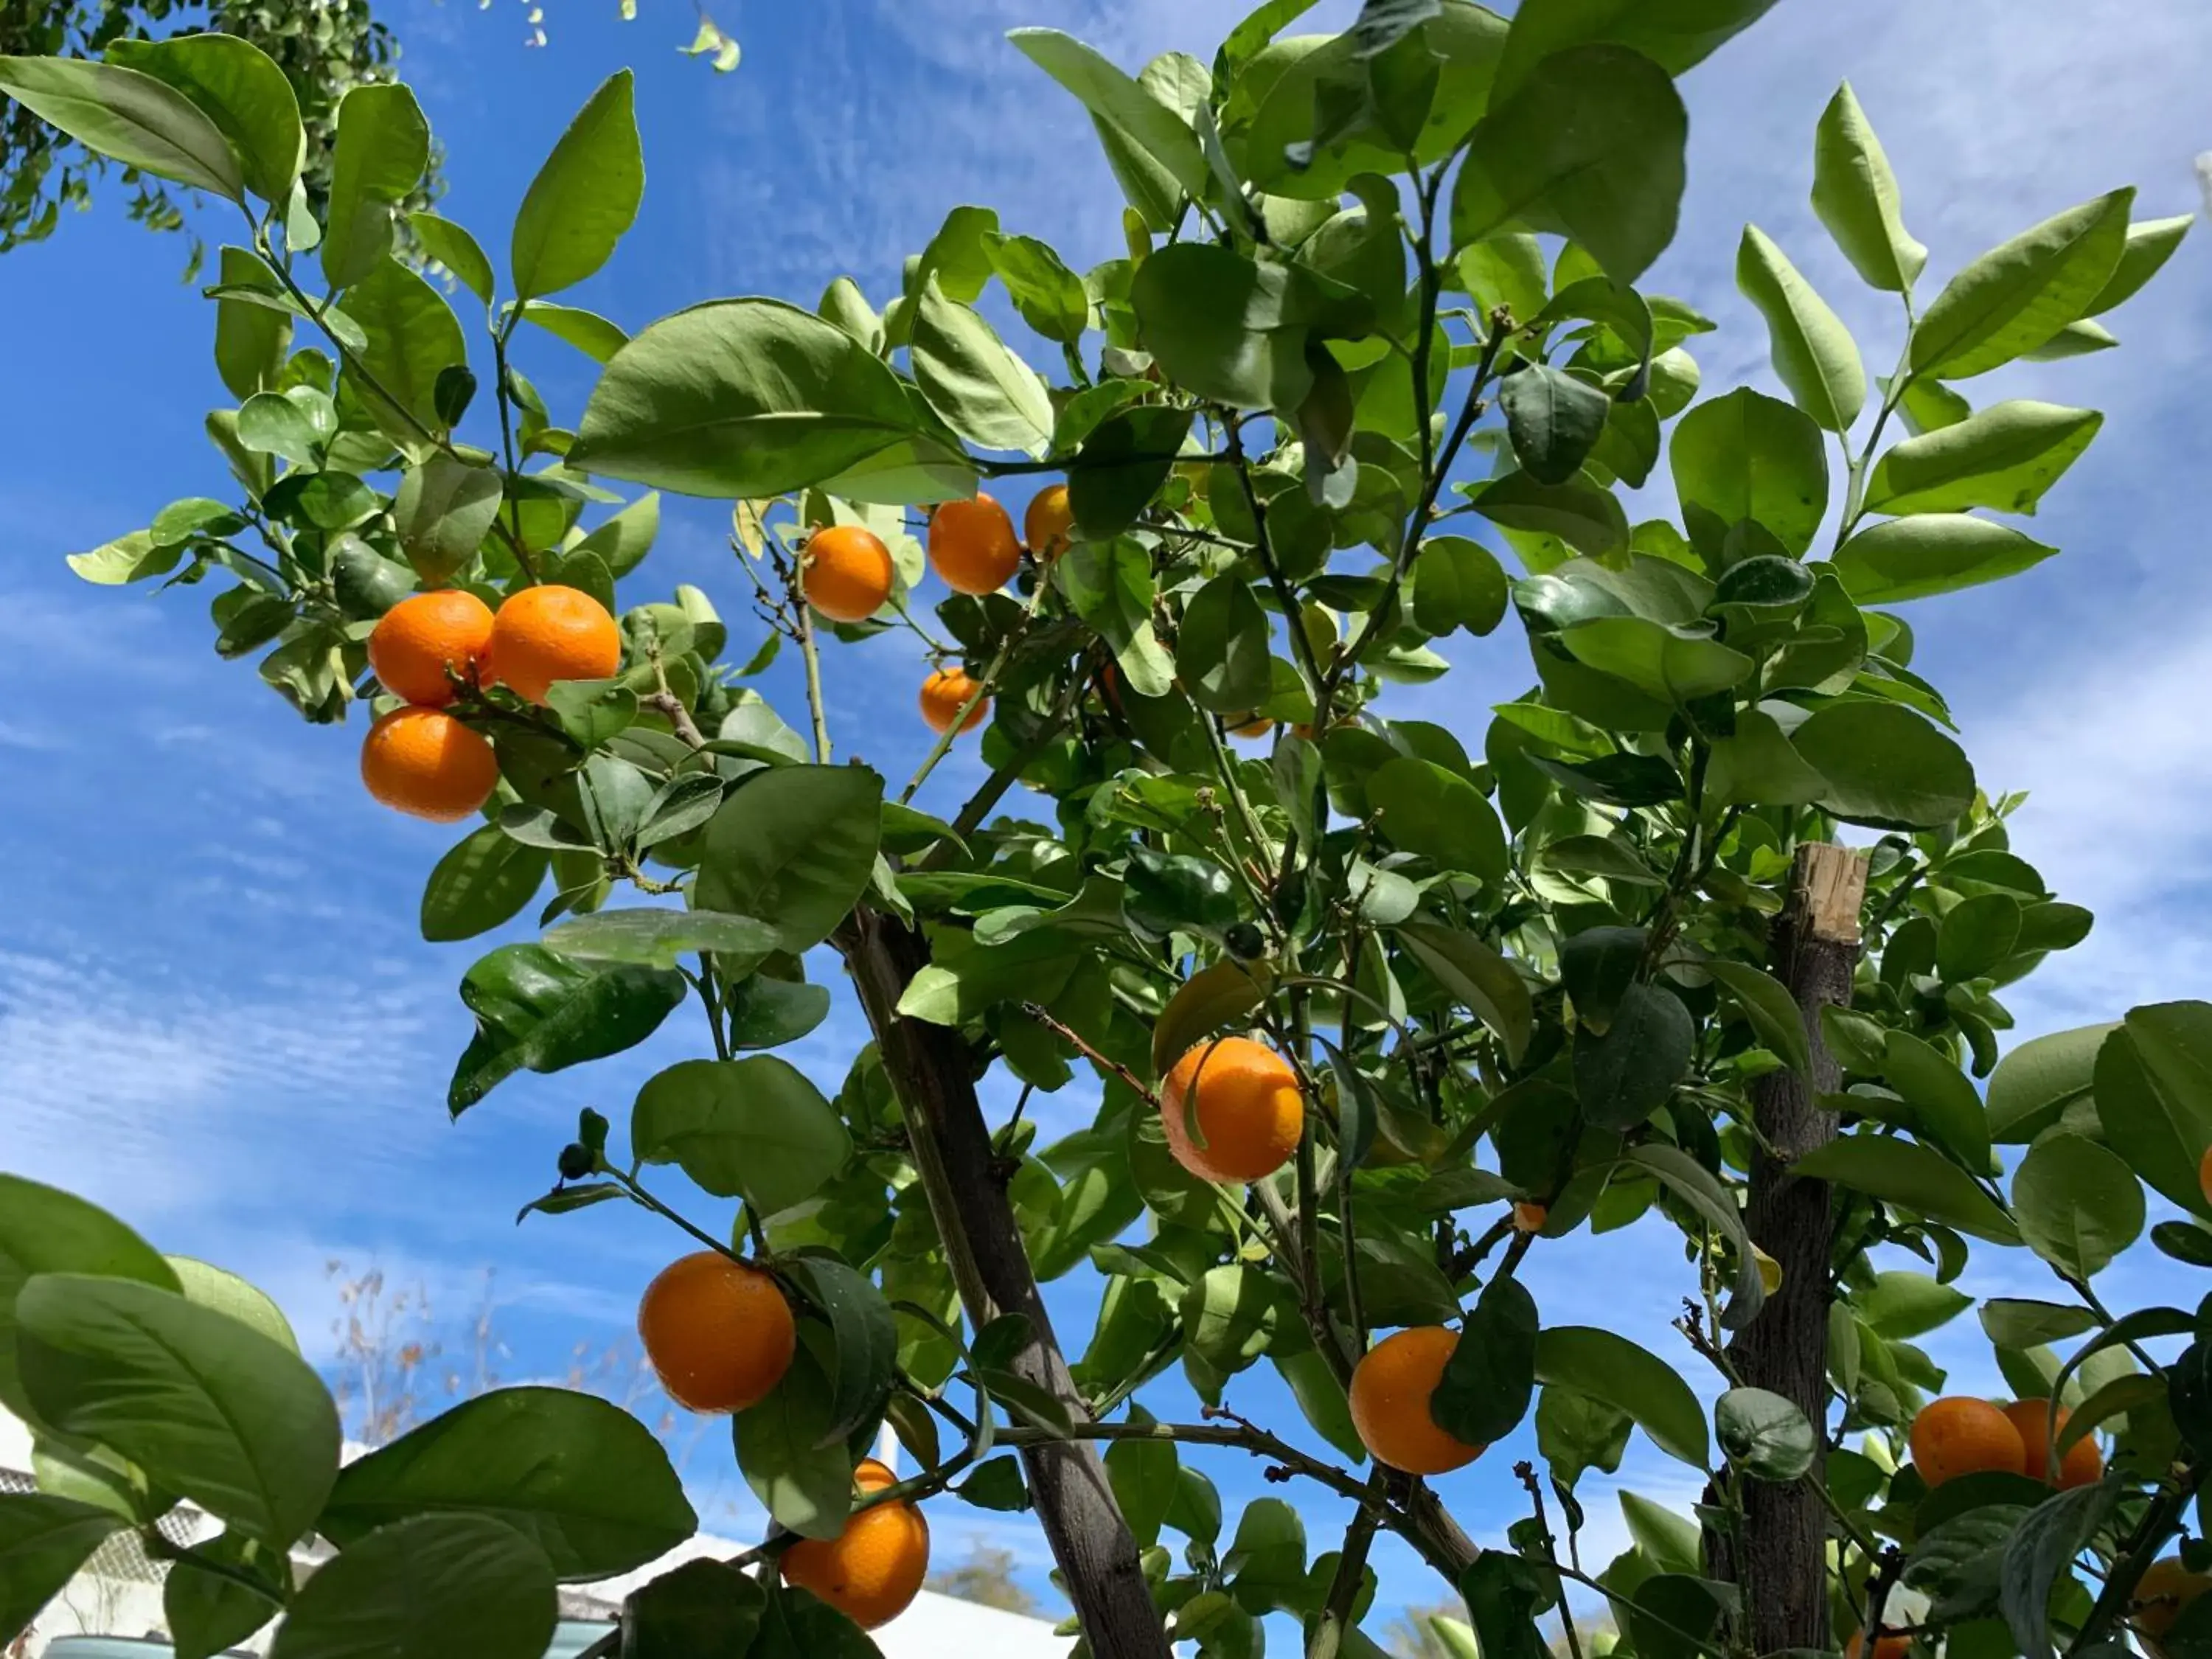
top-left (2135, 1558), bottom-right (2212, 1642)
top-left (1845, 1630), bottom-right (1910, 1659)
top-left (1909, 1396), bottom-right (2026, 1488)
top-left (1349, 1326), bottom-right (1484, 1476)
top-left (928, 494), bottom-right (1021, 594)
top-left (1226, 714), bottom-right (1274, 738)
top-left (1512, 1202), bottom-right (1548, 1234)
top-left (366, 590), bottom-right (494, 707)
top-left (1024, 484), bottom-right (1075, 560)
top-left (802, 525), bottom-right (894, 624)
top-left (919, 667), bottom-right (989, 735)
top-left (637, 1252), bottom-right (795, 1415)
top-left (1158, 1036), bottom-right (1304, 1185)
top-left (359, 707), bottom-right (498, 822)
top-left (2003, 1399), bottom-right (2104, 1489)
top-left (781, 1458), bottom-right (930, 1630)
top-left (486, 584), bottom-right (621, 704)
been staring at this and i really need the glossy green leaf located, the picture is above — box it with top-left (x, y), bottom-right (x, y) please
top-left (1706, 707), bottom-right (1827, 807)
top-left (1412, 535), bottom-right (1508, 638)
top-left (1863, 401), bottom-right (2101, 517)
top-left (1433, 1276), bottom-right (1539, 1447)
top-left (1625, 1142), bottom-right (1764, 1329)
top-left (985, 232), bottom-right (1089, 343)
top-left (448, 945), bottom-right (687, 1113)
top-left (1066, 405), bottom-right (1193, 539)
top-left (1791, 701), bottom-right (1974, 830)
top-left (731, 1343), bottom-right (854, 1540)
top-left (1151, 961), bottom-right (1267, 1077)
top-left (1470, 469), bottom-right (1630, 559)
top-left (268, 1514), bottom-right (557, 1659)
top-left (1987, 1022), bottom-right (2115, 1144)
top-left (1492, 0), bottom-right (1781, 100)
top-left (541, 908), bottom-right (777, 969)
top-left (1498, 364), bottom-right (1610, 485)
top-left (1397, 920), bottom-right (1532, 1062)
top-left (345, 257), bottom-right (468, 439)
top-left (913, 279), bottom-right (1054, 453)
top-left (518, 302), bottom-right (629, 364)
top-left (1883, 1029), bottom-right (1991, 1172)
top-left (321, 1387), bottom-right (694, 1579)
top-left (619, 1558), bottom-right (765, 1659)
top-left (16, 1273), bottom-right (340, 1548)
top-left (631, 1057), bottom-right (850, 1218)
top-left (164, 1529), bottom-right (282, 1659)
top-left (1367, 757), bottom-right (1509, 881)
top-left (1911, 189), bottom-right (2132, 380)
top-left (1451, 46), bottom-right (1687, 285)
top-left (1534, 1326), bottom-right (1708, 1468)
top-left (321, 83), bottom-right (431, 288)
top-left (166, 1259), bottom-right (299, 1356)
top-left (695, 765), bottom-right (883, 953)
top-left (2093, 1004), bottom-right (2212, 1219)
top-left (1559, 616), bottom-right (1752, 705)
top-left (213, 246), bottom-right (291, 403)
top-left (571, 300), bottom-right (921, 498)
top-left (511, 71), bottom-right (642, 302)
top-left (393, 457), bottom-right (502, 582)
top-left (2086, 213), bottom-right (2194, 316)
top-left (1737, 224), bottom-right (1865, 431)
top-left (1715, 1386), bottom-right (1815, 1481)
top-left (0, 1493), bottom-right (125, 1646)
top-left (1829, 515), bottom-right (2057, 605)
top-left (1574, 983), bottom-right (1691, 1130)
top-left (779, 1256), bottom-right (898, 1447)
top-left (1938, 892), bottom-right (2023, 981)
top-left (1008, 29), bottom-right (1211, 204)
top-left (1790, 1135), bottom-right (2020, 1245)
top-left (1811, 80), bottom-right (1926, 293)
top-left (1669, 386), bottom-right (1828, 557)
top-left (107, 32), bottom-right (301, 205)
top-left (0, 55), bottom-right (243, 202)
top-left (1128, 243), bottom-right (1313, 411)
top-left (2011, 1133), bottom-right (2143, 1280)
top-left (2000, 1483), bottom-right (2115, 1659)
top-left (411, 212), bottom-right (495, 305)
top-left (1180, 574), bottom-right (1274, 715)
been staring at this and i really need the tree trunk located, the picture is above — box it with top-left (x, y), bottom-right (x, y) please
top-left (1724, 843), bottom-right (1869, 1656)
top-left (836, 905), bottom-right (1171, 1659)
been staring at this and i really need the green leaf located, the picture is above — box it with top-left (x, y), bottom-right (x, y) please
top-left (321, 83), bottom-right (431, 289)
top-left (2093, 1004), bottom-right (2212, 1220)
top-left (67, 528), bottom-right (182, 587)
top-left (1811, 81), bottom-right (1927, 293)
top-left (1791, 701), bottom-right (1974, 830)
top-left (1938, 892), bottom-right (2023, 982)
top-left (1863, 400), bottom-right (2100, 517)
top-left (631, 1057), bottom-right (851, 1218)
top-left (912, 279), bottom-right (1054, 453)
top-left (2086, 213), bottom-right (2194, 316)
top-left (411, 212), bottom-right (495, 305)
top-left (2000, 1484), bottom-right (2115, 1659)
top-left (1883, 1029), bottom-right (1992, 1173)
top-left (571, 299), bottom-right (921, 498)
top-left (1911, 190), bottom-right (2133, 380)
top-left (1534, 1327), bottom-right (1708, 1469)
top-left (1737, 225), bottom-right (1865, 432)
top-left (212, 246), bottom-right (291, 403)
top-left (1715, 1387), bottom-right (1815, 1481)
top-left (1499, 365), bottom-right (1610, 485)
top-left (1397, 920), bottom-right (1532, 1063)
top-left (1367, 757), bottom-right (1509, 882)
top-left (1857, 1270), bottom-right (1972, 1340)
top-left (1057, 538), bottom-right (1174, 696)
top-left (1470, 469), bottom-right (1630, 560)
top-left (393, 457), bottom-right (503, 583)
top-left (542, 908), bottom-right (776, 970)
top-left (1559, 616), bottom-right (1752, 706)
top-left (0, 1493), bottom-right (125, 1646)
top-left (1129, 243), bottom-right (1315, 411)
top-left (448, 945), bottom-right (687, 1114)
top-left (779, 1256), bottom-right (898, 1447)
top-left (267, 1513), bottom-right (557, 1659)
top-left (1707, 707), bottom-right (1830, 808)
top-left (1705, 961), bottom-right (1812, 1079)
top-left (1450, 45), bottom-right (1686, 285)
top-left (1433, 1276), bottom-right (1539, 1447)
top-left (1007, 29), bottom-right (1211, 205)
top-left (1574, 984), bottom-right (1691, 1130)
top-left (1560, 924), bottom-right (1645, 1031)
top-left (1624, 1143), bottom-right (1765, 1329)
top-left (1151, 962), bottom-right (1267, 1078)
top-left (0, 55), bottom-right (243, 201)
top-left (106, 32), bottom-right (300, 205)
top-left (167, 1258), bottom-right (299, 1356)
top-left (985, 232), bottom-right (1090, 343)
top-left (1988, 1022), bottom-right (2115, 1144)
top-left (1180, 1265), bottom-right (1282, 1380)
top-left (1068, 405), bottom-right (1193, 538)
top-left (1180, 574), bottom-right (1275, 715)
top-left (571, 492), bottom-right (660, 580)
top-left (1978, 1299), bottom-right (2098, 1350)
top-left (1105, 1413), bottom-right (1178, 1548)
top-left (620, 1559), bottom-right (765, 1659)
top-left (1492, 0), bottom-right (1781, 100)
top-left (518, 301), bottom-right (630, 364)
top-left (1790, 1135), bottom-right (2021, 1245)
top-left (731, 1343), bottom-right (854, 1540)
top-left (321, 1387), bottom-right (693, 1579)
top-left (1829, 514), bottom-right (2057, 605)
top-left (16, 1273), bottom-right (339, 1547)
top-left (421, 827), bottom-right (547, 943)
top-left (723, 975), bottom-right (832, 1051)
top-left (345, 257), bottom-right (468, 440)
top-left (1669, 386), bottom-right (1828, 557)
top-left (511, 71), bottom-right (642, 302)
top-left (2011, 1133), bottom-right (2143, 1280)
top-left (1412, 536), bottom-right (1508, 638)
top-left (1536, 1385), bottom-right (1632, 1489)
top-left (695, 766), bottom-right (883, 953)
top-left (164, 1530), bottom-right (282, 1659)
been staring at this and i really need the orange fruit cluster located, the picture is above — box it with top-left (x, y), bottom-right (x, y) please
top-left (1349, 1326), bottom-right (1485, 1476)
top-left (636, 1251), bottom-right (796, 1414)
top-left (781, 1458), bottom-right (931, 1630)
top-left (1158, 1036), bottom-right (1304, 1185)
top-left (360, 582), bottom-right (619, 821)
top-left (1908, 1394), bottom-right (2103, 1489)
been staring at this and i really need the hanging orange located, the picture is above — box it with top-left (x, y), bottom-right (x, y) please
top-left (928, 494), bottom-right (1021, 594)
top-left (803, 525), bottom-right (895, 624)
top-left (2002, 1399), bottom-right (2104, 1489)
top-left (919, 667), bottom-right (990, 735)
top-left (781, 1458), bottom-right (931, 1630)
top-left (1348, 1326), bottom-right (1485, 1476)
top-left (1157, 1035), bottom-right (1302, 1184)
top-left (359, 707), bottom-right (498, 823)
top-left (487, 584), bottom-right (622, 704)
top-left (636, 1252), bottom-right (796, 1415)
top-left (366, 590), bottom-right (494, 707)
top-left (1908, 1396), bottom-right (2026, 1487)
top-left (1023, 484), bottom-right (1076, 560)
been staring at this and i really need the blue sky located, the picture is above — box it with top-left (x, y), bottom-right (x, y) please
top-left (2, 0), bottom-right (2209, 1635)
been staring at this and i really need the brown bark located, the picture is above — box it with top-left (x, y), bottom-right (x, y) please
top-left (835, 905), bottom-right (1170, 1659)
top-left (1723, 844), bottom-right (1870, 1655)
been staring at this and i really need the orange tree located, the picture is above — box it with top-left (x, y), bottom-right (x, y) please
top-left (0, 5), bottom-right (2206, 1659)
